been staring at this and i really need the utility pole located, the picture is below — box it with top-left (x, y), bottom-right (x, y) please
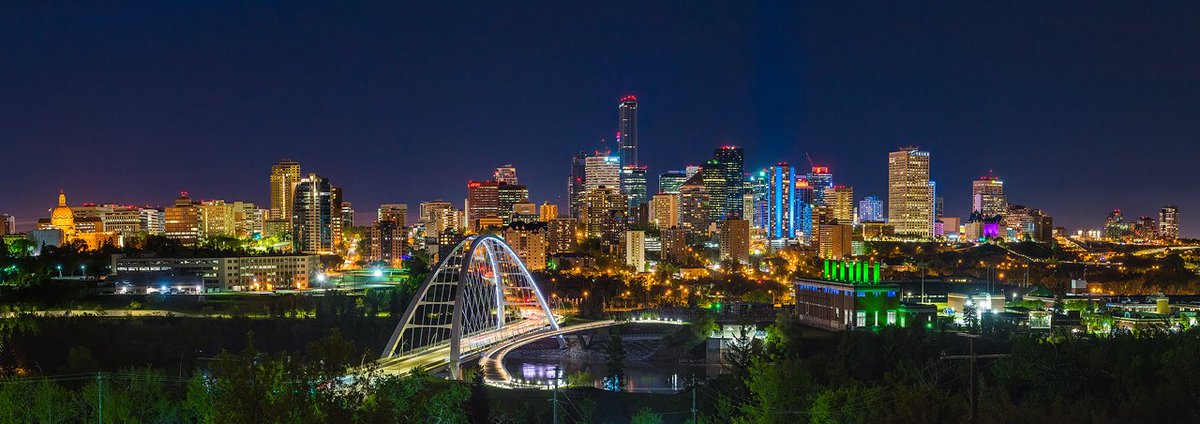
top-left (944, 333), bottom-right (1009, 424)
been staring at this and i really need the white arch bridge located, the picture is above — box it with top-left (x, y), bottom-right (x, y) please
top-left (378, 235), bottom-right (563, 379)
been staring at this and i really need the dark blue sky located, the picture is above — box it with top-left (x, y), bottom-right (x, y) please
top-left (3, 2), bottom-right (1199, 235)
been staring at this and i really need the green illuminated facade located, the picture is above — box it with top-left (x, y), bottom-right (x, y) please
top-left (795, 260), bottom-right (933, 331)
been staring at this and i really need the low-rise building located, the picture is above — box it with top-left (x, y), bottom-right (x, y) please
top-left (111, 254), bottom-right (318, 291)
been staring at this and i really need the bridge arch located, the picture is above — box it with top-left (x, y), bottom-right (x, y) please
top-left (381, 235), bottom-right (560, 378)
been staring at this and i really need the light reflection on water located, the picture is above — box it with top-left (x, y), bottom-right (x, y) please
top-left (505, 358), bottom-right (718, 394)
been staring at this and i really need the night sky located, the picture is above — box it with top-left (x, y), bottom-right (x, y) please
top-left (3, 2), bottom-right (1199, 235)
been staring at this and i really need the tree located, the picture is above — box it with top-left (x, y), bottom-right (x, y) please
top-left (604, 335), bottom-right (626, 391)
top-left (631, 407), bottom-right (664, 424)
top-left (467, 364), bottom-right (490, 424)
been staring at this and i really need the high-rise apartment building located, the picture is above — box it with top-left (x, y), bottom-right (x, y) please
top-left (367, 220), bottom-right (406, 264)
top-left (199, 200), bottom-right (237, 238)
top-left (650, 193), bottom-right (680, 229)
top-left (503, 221), bottom-right (547, 270)
top-left (378, 204), bottom-right (408, 226)
top-left (164, 192), bottom-right (201, 247)
top-left (1, 214), bottom-right (14, 235)
top-left (623, 230), bottom-right (646, 272)
top-left (546, 217), bottom-right (578, 255)
top-left (972, 175), bottom-right (1007, 218)
top-left (466, 181), bottom-right (500, 230)
top-left (269, 160), bottom-right (301, 226)
top-left (494, 164), bottom-right (518, 185)
top-left (1160, 206), bottom-right (1179, 241)
top-left (887, 148), bottom-right (934, 239)
top-left (858, 196), bottom-right (884, 223)
top-left (658, 170), bottom-right (689, 195)
top-left (818, 223), bottom-right (854, 259)
top-left (579, 186), bottom-right (626, 239)
top-left (292, 173), bottom-right (336, 254)
top-left (719, 219), bottom-right (750, 264)
top-left (511, 202), bottom-right (539, 223)
top-left (826, 186), bottom-right (855, 224)
top-left (419, 201), bottom-right (458, 236)
top-left (539, 202), bottom-right (559, 221)
top-left (618, 95), bottom-right (639, 168)
top-left (807, 166), bottom-right (833, 206)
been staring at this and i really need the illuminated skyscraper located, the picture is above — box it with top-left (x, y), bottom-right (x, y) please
top-left (568, 152), bottom-right (588, 218)
top-left (679, 173), bottom-right (710, 237)
top-left (972, 174), bottom-right (1007, 218)
top-left (826, 186), bottom-right (855, 224)
top-left (650, 193), bottom-right (680, 229)
top-left (719, 219), bottom-right (750, 264)
top-left (806, 166), bottom-right (833, 206)
top-left (621, 166), bottom-right (648, 209)
top-left (618, 95), bottom-right (639, 168)
top-left (711, 146), bottom-right (746, 219)
top-left (1, 214), bottom-right (13, 235)
top-left (498, 184), bottom-right (529, 224)
top-left (269, 160), bottom-right (301, 227)
top-left (419, 200), bottom-right (457, 236)
top-left (888, 148), bottom-right (934, 239)
top-left (766, 163), bottom-right (796, 239)
top-left (1160, 206), bottom-right (1179, 241)
top-left (292, 173), bottom-right (336, 254)
top-left (199, 200), bottom-right (236, 238)
top-left (494, 164), bottom-right (518, 185)
top-left (466, 181), bottom-right (500, 230)
top-left (858, 196), bottom-right (884, 223)
top-left (164, 192), bottom-right (201, 247)
top-left (658, 170), bottom-right (689, 195)
top-left (584, 154), bottom-right (621, 194)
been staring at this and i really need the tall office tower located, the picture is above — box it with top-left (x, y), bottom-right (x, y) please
top-left (858, 196), bottom-right (885, 222)
top-left (746, 170), bottom-right (769, 229)
top-left (1, 214), bottom-right (13, 235)
top-left (617, 95), bottom-right (639, 168)
top-left (329, 187), bottom-right (345, 246)
top-left (658, 170), bottom-right (689, 194)
top-left (719, 219), bottom-right (750, 264)
top-left (971, 174), bottom-right (1007, 217)
top-left (621, 166), bottom-right (648, 209)
top-left (164, 192), bottom-right (201, 247)
top-left (1160, 206), bottom-right (1179, 241)
top-left (378, 204), bottom-right (409, 225)
top-left (497, 184), bottom-right (529, 224)
top-left (199, 200), bottom-right (236, 238)
top-left (1004, 205), bottom-right (1054, 242)
top-left (269, 160), bottom-right (302, 226)
top-left (679, 173), bottom-right (710, 237)
top-left (292, 173), bottom-right (336, 254)
top-left (546, 217), bottom-right (578, 255)
top-left (568, 152), bottom-right (589, 218)
top-left (650, 193), bottom-right (680, 229)
top-left (466, 181), bottom-right (500, 230)
top-left (339, 201), bottom-right (354, 231)
top-left (584, 154), bottom-right (621, 194)
top-left (711, 146), bottom-right (746, 219)
top-left (935, 196), bottom-right (944, 218)
top-left (826, 186), bottom-right (855, 224)
top-left (806, 166), bottom-right (833, 206)
top-left (888, 148), bottom-right (934, 239)
top-left (491, 165), bottom-right (517, 186)
top-left (765, 163), bottom-right (796, 239)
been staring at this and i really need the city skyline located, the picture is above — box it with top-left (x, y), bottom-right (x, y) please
top-left (3, 2), bottom-right (1198, 236)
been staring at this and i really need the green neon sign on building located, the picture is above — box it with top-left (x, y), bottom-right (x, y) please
top-left (822, 259), bottom-right (882, 284)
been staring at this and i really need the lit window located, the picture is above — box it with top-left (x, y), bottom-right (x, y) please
top-left (856, 311), bottom-right (866, 327)
top-left (887, 311), bottom-right (896, 325)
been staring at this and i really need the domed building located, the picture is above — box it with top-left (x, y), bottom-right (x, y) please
top-left (36, 191), bottom-right (116, 251)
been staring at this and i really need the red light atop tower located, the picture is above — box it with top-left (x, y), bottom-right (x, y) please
top-left (620, 95), bottom-right (637, 102)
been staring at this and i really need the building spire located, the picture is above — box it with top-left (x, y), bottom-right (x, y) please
top-left (58, 190), bottom-right (67, 207)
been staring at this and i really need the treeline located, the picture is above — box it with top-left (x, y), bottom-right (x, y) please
top-left (0, 331), bottom-right (472, 423)
top-left (709, 316), bottom-right (1200, 423)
